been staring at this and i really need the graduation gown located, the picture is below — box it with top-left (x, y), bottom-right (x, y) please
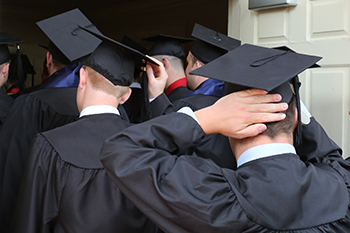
top-left (0, 90), bottom-right (13, 129)
top-left (0, 87), bottom-right (79, 233)
top-left (150, 93), bottom-right (236, 170)
top-left (123, 86), bottom-right (144, 123)
top-left (101, 112), bottom-right (350, 233)
top-left (10, 113), bottom-right (157, 233)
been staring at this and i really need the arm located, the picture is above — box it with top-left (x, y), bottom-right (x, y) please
top-left (101, 113), bottom-right (246, 233)
top-left (295, 101), bottom-right (343, 162)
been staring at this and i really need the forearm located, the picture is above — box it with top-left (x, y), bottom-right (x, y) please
top-left (100, 113), bottom-right (240, 232)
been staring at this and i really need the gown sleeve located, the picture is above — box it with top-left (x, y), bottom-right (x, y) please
top-left (149, 93), bottom-right (176, 118)
top-left (101, 113), bottom-right (247, 233)
top-left (10, 133), bottom-right (66, 233)
top-left (296, 116), bottom-right (343, 163)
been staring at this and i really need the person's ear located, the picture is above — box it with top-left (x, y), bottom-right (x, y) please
top-left (293, 107), bottom-right (298, 130)
top-left (162, 57), bottom-right (170, 70)
top-left (119, 87), bottom-right (132, 104)
top-left (195, 60), bottom-right (202, 68)
top-left (2, 63), bottom-right (10, 76)
top-left (46, 52), bottom-right (53, 68)
top-left (78, 67), bottom-right (88, 89)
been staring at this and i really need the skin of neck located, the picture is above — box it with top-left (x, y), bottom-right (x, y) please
top-left (165, 65), bottom-right (187, 90)
top-left (78, 88), bottom-right (120, 113)
top-left (230, 133), bottom-right (293, 162)
top-left (76, 67), bottom-right (124, 113)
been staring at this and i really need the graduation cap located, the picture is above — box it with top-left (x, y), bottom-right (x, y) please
top-left (190, 43), bottom-right (322, 145)
top-left (0, 31), bottom-right (25, 89)
top-left (78, 25), bottom-right (158, 87)
top-left (121, 35), bottom-right (148, 75)
top-left (0, 31), bottom-right (22, 65)
top-left (143, 34), bottom-right (193, 59)
top-left (190, 23), bottom-right (241, 64)
top-left (36, 8), bottom-right (102, 65)
top-left (9, 54), bottom-right (36, 75)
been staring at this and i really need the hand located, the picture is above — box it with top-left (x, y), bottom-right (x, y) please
top-left (144, 55), bottom-right (168, 99)
top-left (195, 89), bottom-right (288, 139)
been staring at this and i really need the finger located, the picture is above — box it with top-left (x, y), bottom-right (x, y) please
top-left (246, 112), bottom-right (286, 124)
top-left (231, 124), bottom-right (267, 139)
top-left (145, 63), bottom-right (155, 80)
top-left (236, 89), bottom-right (268, 97)
top-left (145, 55), bottom-right (162, 66)
top-left (243, 93), bottom-right (283, 105)
top-left (246, 102), bottom-right (288, 113)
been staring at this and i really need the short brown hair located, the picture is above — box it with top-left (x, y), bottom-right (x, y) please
top-left (83, 65), bottom-right (129, 98)
top-left (189, 53), bottom-right (204, 67)
top-left (261, 94), bottom-right (297, 139)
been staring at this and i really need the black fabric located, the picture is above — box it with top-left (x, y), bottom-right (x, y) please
top-left (84, 41), bottom-right (135, 86)
top-left (190, 44), bottom-right (321, 95)
top-left (10, 114), bottom-right (158, 233)
top-left (150, 93), bottom-right (236, 170)
top-left (0, 31), bottom-right (22, 64)
top-left (123, 86), bottom-right (144, 123)
top-left (167, 86), bottom-right (192, 103)
top-left (143, 34), bottom-right (193, 59)
top-left (0, 91), bottom-right (13, 129)
top-left (36, 8), bottom-right (101, 63)
top-left (101, 113), bottom-right (350, 233)
top-left (190, 23), bottom-right (241, 64)
top-left (0, 87), bottom-right (79, 233)
top-left (296, 116), bottom-right (343, 161)
top-left (0, 45), bottom-right (10, 64)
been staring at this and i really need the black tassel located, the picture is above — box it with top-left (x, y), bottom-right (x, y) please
top-left (140, 71), bottom-right (151, 122)
top-left (293, 76), bottom-right (302, 147)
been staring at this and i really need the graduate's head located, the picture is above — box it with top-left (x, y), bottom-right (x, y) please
top-left (189, 23), bottom-right (241, 64)
top-left (143, 34), bottom-right (193, 89)
top-left (76, 25), bottom-right (158, 111)
top-left (36, 8), bottom-right (102, 75)
top-left (190, 44), bottom-right (321, 146)
top-left (0, 31), bottom-right (23, 87)
top-left (186, 23), bottom-right (241, 90)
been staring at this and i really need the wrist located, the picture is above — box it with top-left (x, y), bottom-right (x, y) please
top-left (195, 107), bottom-right (216, 135)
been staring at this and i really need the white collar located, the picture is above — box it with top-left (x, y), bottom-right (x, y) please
top-left (237, 143), bottom-right (296, 168)
top-left (79, 105), bottom-right (120, 118)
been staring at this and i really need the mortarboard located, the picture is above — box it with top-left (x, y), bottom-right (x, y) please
top-left (121, 35), bottom-right (148, 75)
top-left (190, 43), bottom-right (322, 145)
top-left (0, 31), bottom-right (25, 89)
top-left (0, 31), bottom-right (23, 65)
top-left (143, 34), bottom-right (193, 59)
top-left (36, 8), bottom-right (102, 65)
top-left (190, 23), bottom-right (241, 64)
top-left (78, 25), bottom-right (158, 87)
top-left (10, 54), bottom-right (36, 75)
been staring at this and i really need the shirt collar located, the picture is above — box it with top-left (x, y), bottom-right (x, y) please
top-left (79, 105), bottom-right (120, 118)
top-left (237, 143), bottom-right (296, 168)
top-left (165, 77), bottom-right (187, 96)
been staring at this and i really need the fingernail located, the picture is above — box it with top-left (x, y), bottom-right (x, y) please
top-left (274, 94), bottom-right (282, 101)
top-left (258, 125), bottom-right (266, 133)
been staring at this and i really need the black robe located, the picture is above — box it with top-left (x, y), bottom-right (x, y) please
top-left (0, 87), bottom-right (80, 233)
top-left (0, 90), bottom-right (13, 129)
top-left (100, 113), bottom-right (350, 233)
top-left (166, 86), bottom-right (192, 103)
top-left (150, 93), bottom-right (236, 170)
top-left (10, 114), bottom-right (157, 233)
top-left (123, 86), bottom-right (144, 123)
top-left (0, 87), bottom-right (131, 233)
